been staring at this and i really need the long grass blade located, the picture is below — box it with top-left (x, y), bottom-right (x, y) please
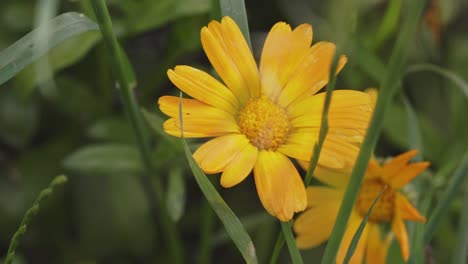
top-left (321, 1), bottom-right (426, 263)
top-left (0, 12), bottom-right (98, 86)
top-left (424, 152), bottom-right (468, 242)
top-left (343, 185), bottom-right (387, 263)
top-left (451, 188), bottom-right (468, 264)
top-left (4, 175), bottom-right (67, 264)
top-left (219, 0), bottom-right (251, 48)
top-left (178, 94), bottom-right (258, 264)
top-left (406, 64), bottom-right (468, 97)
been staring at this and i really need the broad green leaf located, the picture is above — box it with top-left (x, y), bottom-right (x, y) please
top-left (63, 144), bottom-right (143, 175)
top-left (15, 31), bottom-right (100, 96)
top-left (166, 167), bottom-right (186, 222)
top-left (87, 117), bottom-right (135, 144)
top-left (0, 12), bottom-right (99, 87)
top-left (344, 186), bottom-right (387, 263)
top-left (112, 0), bottom-right (210, 35)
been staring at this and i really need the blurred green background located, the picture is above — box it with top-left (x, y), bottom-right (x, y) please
top-left (0, 0), bottom-right (467, 263)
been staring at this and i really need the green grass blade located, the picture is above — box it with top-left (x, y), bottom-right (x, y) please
top-left (280, 221), bottom-right (303, 264)
top-left (219, 0), bottom-right (251, 49)
top-left (321, 1), bottom-right (426, 263)
top-left (178, 94), bottom-right (257, 263)
top-left (269, 231), bottom-right (285, 264)
top-left (0, 12), bottom-right (98, 86)
top-left (4, 175), bottom-right (67, 264)
top-left (406, 64), bottom-right (468, 97)
top-left (181, 140), bottom-right (258, 263)
top-left (343, 186), bottom-right (387, 263)
top-left (372, 0), bottom-right (402, 50)
top-left (452, 188), bottom-right (468, 264)
top-left (424, 152), bottom-right (468, 242)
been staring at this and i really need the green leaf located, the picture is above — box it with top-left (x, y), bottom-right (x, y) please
top-left (63, 144), bottom-right (143, 175)
top-left (166, 167), bottom-right (186, 222)
top-left (219, 0), bottom-right (251, 48)
top-left (343, 186), bottom-right (387, 263)
top-left (87, 117), bottom-right (135, 144)
top-left (113, 0), bottom-right (210, 35)
top-left (141, 108), bottom-right (181, 147)
top-left (0, 12), bottom-right (99, 87)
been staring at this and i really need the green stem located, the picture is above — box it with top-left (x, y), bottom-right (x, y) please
top-left (424, 152), bottom-right (468, 242)
top-left (281, 221), bottom-right (303, 264)
top-left (320, 1), bottom-right (425, 263)
top-left (371, 0), bottom-right (403, 50)
top-left (198, 196), bottom-right (216, 264)
top-left (269, 231), bottom-right (285, 264)
top-left (89, 1), bottom-right (183, 262)
top-left (5, 175), bottom-right (67, 264)
top-left (452, 185), bottom-right (468, 264)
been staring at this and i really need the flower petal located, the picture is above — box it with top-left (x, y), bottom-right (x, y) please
top-left (396, 193), bottom-right (426, 222)
top-left (278, 42), bottom-right (347, 107)
top-left (308, 164), bottom-right (350, 188)
top-left (365, 224), bottom-right (391, 264)
top-left (167, 66), bottom-right (239, 115)
top-left (201, 17), bottom-right (260, 104)
top-left (337, 212), bottom-right (369, 264)
top-left (253, 151), bottom-right (307, 221)
top-left (293, 200), bottom-right (340, 248)
top-left (382, 150), bottom-right (419, 181)
top-left (305, 186), bottom-right (343, 208)
top-left (388, 162), bottom-right (430, 189)
top-left (220, 143), bottom-right (258, 187)
top-left (392, 213), bottom-right (410, 261)
top-left (260, 22), bottom-right (312, 101)
top-left (163, 118), bottom-right (237, 138)
top-left (193, 134), bottom-right (249, 174)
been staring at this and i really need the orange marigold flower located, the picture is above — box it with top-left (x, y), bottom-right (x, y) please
top-left (159, 16), bottom-right (373, 221)
top-left (294, 150), bottom-right (430, 263)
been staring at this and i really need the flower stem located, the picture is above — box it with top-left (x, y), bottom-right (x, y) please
top-left (320, 1), bottom-right (425, 263)
top-left (280, 221), bottom-right (303, 264)
top-left (269, 231), bottom-right (285, 264)
top-left (89, 1), bottom-right (183, 262)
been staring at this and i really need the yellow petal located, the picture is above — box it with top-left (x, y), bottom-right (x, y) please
top-left (311, 165), bottom-right (350, 188)
top-left (392, 213), bottom-right (410, 261)
top-left (293, 200), bottom-right (340, 248)
top-left (220, 143), bottom-right (258, 187)
top-left (159, 96), bottom-right (235, 119)
top-left (365, 224), bottom-right (391, 264)
top-left (319, 137), bottom-right (360, 168)
top-left (163, 118), bottom-right (236, 138)
top-left (305, 186), bottom-right (343, 208)
top-left (382, 150), bottom-right (419, 181)
top-left (278, 42), bottom-right (347, 107)
top-left (253, 151), bottom-right (307, 221)
top-left (193, 134), bottom-right (249, 174)
top-left (337, 211), bottom-right (368, 264)
top-left (388, 162), bottom-right (430, 188)
top-left (260, 22), bottom-right (312, 101)
top-left (396, 193), bottom-right (426, 222)
top-left (167, 66), bottom-right (239, 115)
top-left (201, 17), bottom-right (260, 104)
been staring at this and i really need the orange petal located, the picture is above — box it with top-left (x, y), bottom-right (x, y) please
top-left (253, 151), bottom-right (307, 221)
top-left (366, 158), bottom-right (383, 180)
top-left (337, 211), bottom-right (369, 264)
top-left (260, 22), bottom-right (312, 101)
top-left (167, 66), bottom-right (239, 115)
top-left (389, 162), bottom-right (430, 188)
top-left (396, 193), bottom-right (426, 222)
top-left (193, 134), bottom-right (249, 174)
top-left (201, 17), bottom-right (260, 104)
top-left (391, 213), bottom-right (410, 261)
top-left (220, 143), bottom-right (258, 187)
top-left (382, 150), bottom-right (419, 182)
top-left (293, 200), bottom-right (340, 248)
top-left (365, 224), bottom-right (391, 264)
top-left (163, 118), bottom-right (237, 138)
top-left (278, 42), bottom-right (347, 107)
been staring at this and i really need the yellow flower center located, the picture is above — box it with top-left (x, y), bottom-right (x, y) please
top-left (237, 96), bottom-right (290, 150)
top-left (356, 179), bottom-right (395, 222)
